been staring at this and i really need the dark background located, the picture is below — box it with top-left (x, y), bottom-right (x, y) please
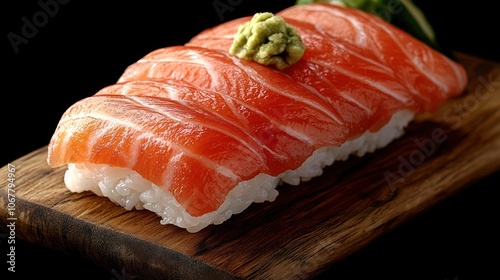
top-left (2, 1), bottom-right (499, 279)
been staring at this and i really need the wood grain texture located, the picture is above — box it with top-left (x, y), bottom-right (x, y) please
top-left (1, 53), bottom-right (499, 280)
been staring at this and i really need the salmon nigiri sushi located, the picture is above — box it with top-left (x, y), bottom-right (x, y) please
top-left (47, 3), bottom-right (467, 232)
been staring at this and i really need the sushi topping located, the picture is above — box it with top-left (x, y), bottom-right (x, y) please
top-left (229, 12), bottom-right (306, 70)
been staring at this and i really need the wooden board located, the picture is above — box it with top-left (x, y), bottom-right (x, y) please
top-left (1, 53), bottom-right (500, 280)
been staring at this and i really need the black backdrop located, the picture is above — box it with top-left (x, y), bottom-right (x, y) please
top-left (2, 1), bottom-right (499, 279)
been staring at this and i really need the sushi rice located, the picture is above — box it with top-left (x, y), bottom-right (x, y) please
top-left (64, 110), bottom-right (414, 233)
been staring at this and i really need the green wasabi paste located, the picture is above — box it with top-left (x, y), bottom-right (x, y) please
top-left (229, 12), bottom-right (306, 70)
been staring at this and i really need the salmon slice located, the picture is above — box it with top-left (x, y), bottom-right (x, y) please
top-left (277, 3), bottom-right (467, 106)
top-left (188, 3), bottom-right (467, 114)
top-left (48, 93), bottom-right (271, 216)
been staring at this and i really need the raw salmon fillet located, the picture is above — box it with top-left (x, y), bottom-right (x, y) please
top-left (47, 3), bottom-right (467, 230)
